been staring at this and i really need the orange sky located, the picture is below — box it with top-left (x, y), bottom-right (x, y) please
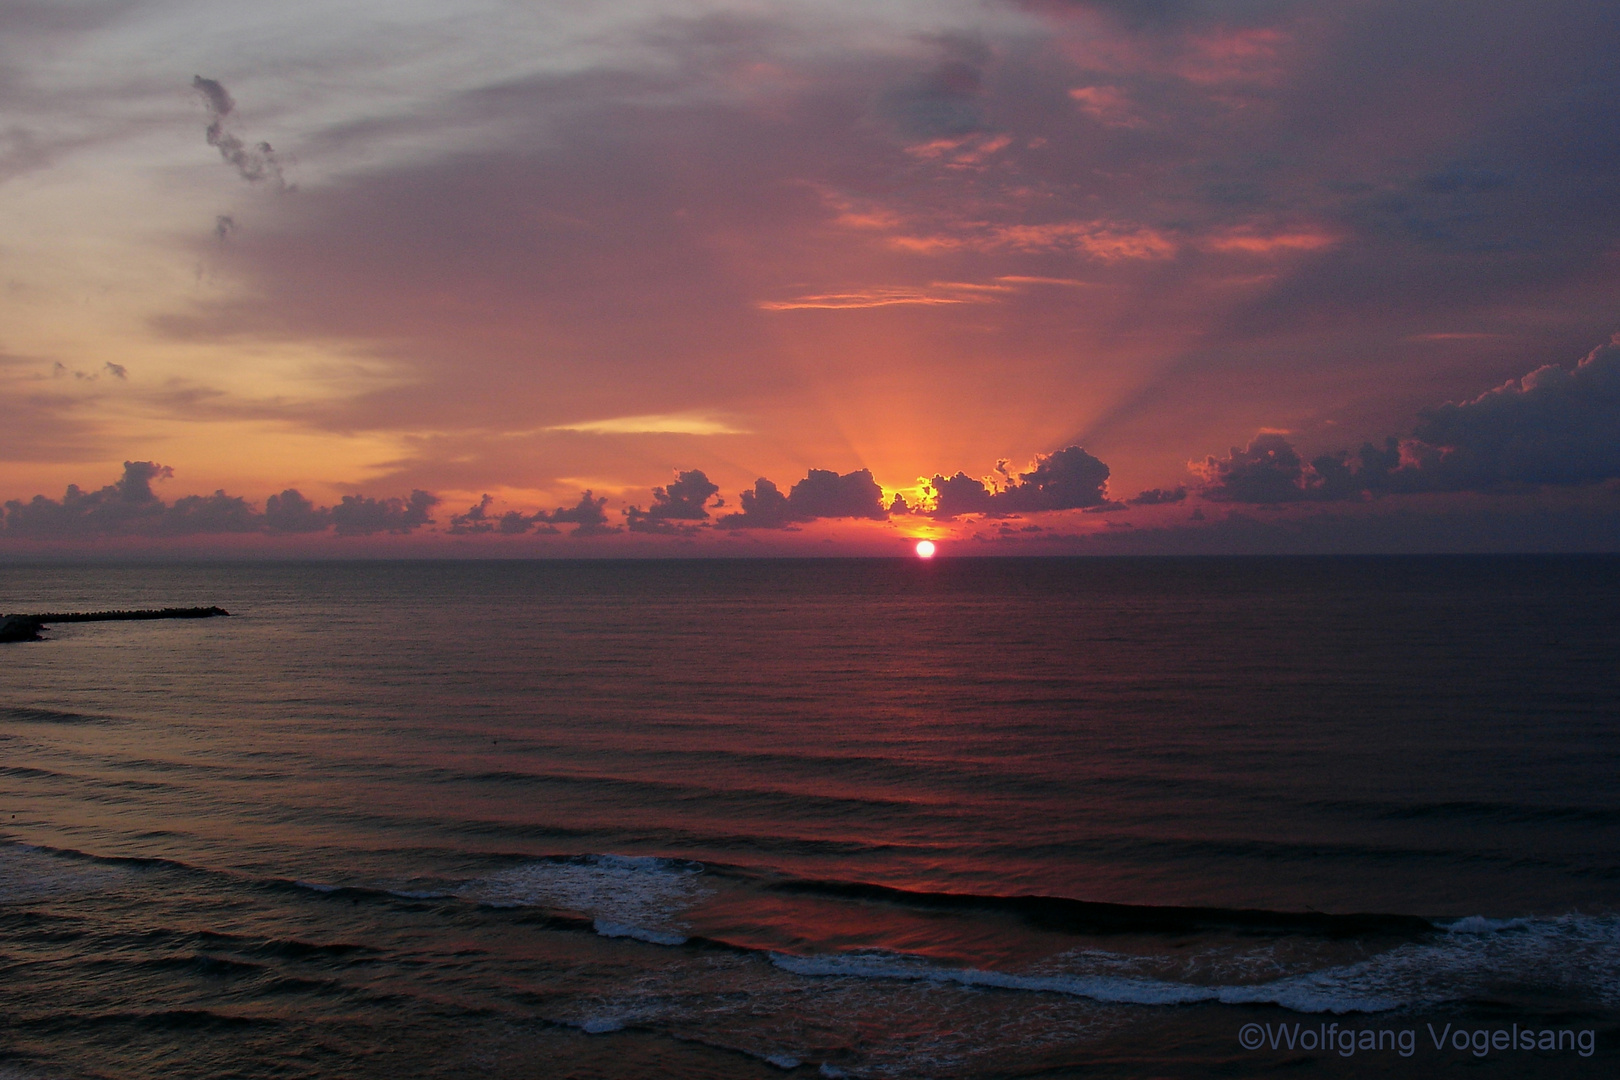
top-left (3, 1), bottom-right (1619, 552)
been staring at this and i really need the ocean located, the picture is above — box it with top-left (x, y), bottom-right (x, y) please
top-left (1, 556), bottom-right (1616, 1078)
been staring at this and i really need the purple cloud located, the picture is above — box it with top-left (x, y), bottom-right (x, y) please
top-left (626, 469), bottom-right (720, 533)
top-left (1193, 336), bottom-right (1620, 502)
top-left (924, 446), bottom-right (1111, 518)
top-left (715, 468), bottom-right (886, 530)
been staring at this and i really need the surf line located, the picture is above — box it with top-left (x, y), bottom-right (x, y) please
top-left (0, 607), bottom-right (231, 643)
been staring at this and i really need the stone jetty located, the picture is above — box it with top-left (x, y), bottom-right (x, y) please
top-left (0, 606), bottom-right (230, 643)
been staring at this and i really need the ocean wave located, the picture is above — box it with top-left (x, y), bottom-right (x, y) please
top-left (768, 911), bottom-right (1620, 1013)
top-left (593, 919), bottom-right (689, 945)
top-left (0, 842), bottom-right (134, 904)
top-left (763, 877), bottom-right (1435, 937)
top-left (770, 950), bottom-right (1400, 1012)
top-left (459, 853), bottom-right (711, 945)
top-left (0, 706), bottom-right (120, 725)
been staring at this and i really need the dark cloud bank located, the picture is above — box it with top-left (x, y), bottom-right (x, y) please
top-left (6, 340), bottom-right (1620, 548)
top-left (1197, 335), bottom-right (1620, 503)
top-left (3, 462), bottom-right (439, 539)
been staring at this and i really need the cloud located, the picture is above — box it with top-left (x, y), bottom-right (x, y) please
top-left (500, 510), bottom-right (549, 534)
top-left (715, 478), bottom-right (792, 530)
top-left (263, 489), bottom-right (331, 533)
top-left (0, 461), bottom-right (256, 537)
top-left (50, 361), bottom-right (128, 382)
top-left (1192, 433), bottom-right (1306, 503)
top-left (878, 41), bottom-right (989, 138)
top-left (783, 468), bottom-right (888, 521)
top-left (1193, 336), bottom-right (1620, 502)
top-left (1068, 85), bottom-right (1143, 128)
top-left (924, 446), bottom-right (1112, 518)
top-left (757, 286), bottom-right (994, 310)
top-left (1402, 334), bottom-right (1620, 488)
top-left (716, 467), bottom-right (888, 529)
top-left (1, 461), bottom-right (444, 539)
top-left (542, 413), bottom-right (748, 436)
top-left (192, 75), bottom-right (287, 189)
top-left (1129, 485), bottom-right (1187, 504)
top-left (160, 491), bottom-right (261, 535)
top-left (542, 490), bottom-right (618, 536)
top-left (626, 469), bottom-right (719, 533)
top-left (3, 460), bottom-right (168, 537)
top-left (330, 489), bottom-right (438, 536)
top-left (137, 1), bottom-right (1620, 507)
top-left (449, 495), bottom-right (556, 535)
top-left (449, 494), bottom-right (496, 534)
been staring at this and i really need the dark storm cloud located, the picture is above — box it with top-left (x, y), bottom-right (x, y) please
top-left (715, 468), bottom-right (887, 530)
top-left (193, 75), bottom-right (287, 188)
top-left (625, 469), bottom-right (719, 533)
top-left (1, 462), bottom-right (438, 539)
top-left (1194, 336), bottom-right (1620, 502)
top-left (924, 446), bottom-right (1111, 519)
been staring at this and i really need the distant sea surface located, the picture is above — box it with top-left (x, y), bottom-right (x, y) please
top-left (2, 557), bottom-right (1617, 1078)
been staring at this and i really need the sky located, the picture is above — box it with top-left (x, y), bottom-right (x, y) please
top-left (2, 0), bottom-right (1618, 555)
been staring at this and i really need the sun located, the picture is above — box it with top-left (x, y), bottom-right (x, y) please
top-left (914, 540), bottom-right (937, 558)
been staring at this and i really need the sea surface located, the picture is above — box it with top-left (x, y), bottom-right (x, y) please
top-left (1, 556), bottom-right (1617, 1078)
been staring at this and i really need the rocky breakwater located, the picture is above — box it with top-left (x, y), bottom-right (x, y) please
top-left (0, 606), bottom-right (230, 643)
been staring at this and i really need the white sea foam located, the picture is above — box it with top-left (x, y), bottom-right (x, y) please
top-left (769, 950), bottom-right (1393, 1011)
top-left (593, 919), bottom-right (688, 946)
top-left (0, 844), bottom-right (128, 904)
top-left (460, 854), bottom-right (710, 944)
top-left (1442, 915), bottom-right (1532, 934)
top-left (770, 913), bottom-right (1620, 1014)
